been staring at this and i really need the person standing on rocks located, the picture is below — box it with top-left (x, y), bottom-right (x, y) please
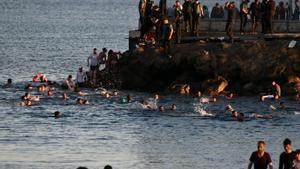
top-left (225, 1), bottom-right (236, 43)
top-left (191, 0), bottom-right (204, 37)
top-left (272, 81), bottom-right (281, 97)
top-left (161, 17), bottom-right (174, 56)
top-left (266, 0), bottom-right (276, 34)
top-left (183, 0), bottom-right (193, 33)
top-left (240, 0), bottom-right (249, 34)
top-left (261, 0), bottom-right (268, 34)
top-left (174, 0), bottom-right (183, 44)
top-left (138, 0), bottom-right (148, 29)
top-left (250, 0), bottom-right (261, 34)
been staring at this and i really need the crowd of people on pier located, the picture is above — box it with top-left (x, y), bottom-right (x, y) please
top-left (138, 0), bottom-right (300, 45)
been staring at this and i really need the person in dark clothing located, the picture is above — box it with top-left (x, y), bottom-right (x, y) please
top-left (138, 0), bottom-right (148, 28)
top-left (275, 1), bottom-right (286, 20)
top-left (183, 0), bottom-right (193, 32)
top-left (266, 0), bottom-right (276, 34)
top-left (261, 0), bottom-right (268, 34)
top-left (225, 1), bottom-right (236, 43)
top-left (240, 0), bottom-right (249, 34)
top-left (293, 0), bottom-right (300, 20)
top-left (250, 0), bottom-right (261, 33)
top-left (140, 1), bottom-right (154, 38)
top-left (192, 0), bottom-right (204, 36)
top-left (279, 138), bottom-right (295, 169)
top-left (248, 141), bottom-right (273, 169)
top-left (174, 0), bottom-right (183, 43)
top-left (161, 18), bottom-right (174, 56)
top-left (159, 0), bottom-right (167, 17)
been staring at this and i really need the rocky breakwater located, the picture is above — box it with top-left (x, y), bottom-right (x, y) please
top-left (119, 40), bottom-right (300, 96)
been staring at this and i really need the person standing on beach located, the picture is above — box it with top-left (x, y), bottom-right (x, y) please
top-left (248, 141), bottom-right (273, 169)
top-left (279, 138), bottom-right (295, 169)
top-left (225, 1), bottom-right (236, 43)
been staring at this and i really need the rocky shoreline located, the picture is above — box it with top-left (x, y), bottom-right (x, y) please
top-left (118, 40), bottom-right (300, 96)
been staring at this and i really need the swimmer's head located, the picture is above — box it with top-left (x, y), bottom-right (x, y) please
top-left (159, 105), bottom-right (165, 112)
top-left (105, 93), bottom-right (110, 98)
top-left (25, 84), bottom-right (33, 90)
top-left (171, 104), bottom-right (177, 111)
top-left (127, 95), bottom-right (133, 103)
top-left (7, 79), bottom-right (12, 84)
top-left (68, 75), bottom-right (72, 79)
top-left (232, 111), bottom-right (238, 118)
top-left (26, 100), bottom-right (32, 106)
top-left (62, 92), bottom-right (68, 100)
top-left (54, 111), bottom-right (61, 118)
top-left (104, 165), bottom-right (112, 169)
top-left (226, 105), bottom-right (234, 112)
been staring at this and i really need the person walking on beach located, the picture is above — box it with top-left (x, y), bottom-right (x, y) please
top-left (225, 1), bottom-right (236, 43)
top-left (248, 141), bottom-right (273, 169)
top-left (240, 0), bottom-right (249, 34)
top-left (191, 0), bottom-right (204, 36)
top-left (279, 138), bottom-right (295, 169)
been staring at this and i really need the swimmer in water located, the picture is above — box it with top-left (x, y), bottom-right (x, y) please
top-left (25, 84), bottom-right (33, 90)
top-left (171, 104), bottom-right (177, 111)
top-left (225, 105), bottom-right (244, 121)
top-left (3, 79), bottom-right (12, 88)
top-left (200, 97), bottom-right (217, 103)
top-left (76, 98), bottom-right (89, 105)
top-left (140, 100), bottom-right (155, 110)
top-left (154, 94), bottom-right (159, 101)
top-left (225, 92), bottom-right (234, 100)
top-left (159, 105), bottom-right (165, 112)
top-left (260, 94), bottom-right (279, 102)
top-left (37, 84), bottom-right (47, 92)
top-left (54, 111), bottom-right (61, 118)
top-left (62, 92), bottom-right (69, 100)
top-left (23, 93), bottom-right (40, 102)
top-left (47, 89), bottom-right (54, 96)
top-left (74, 86), bottom-right (88, 96)
top-left (127, 95), bottom-right (133, 103)
top-left (19, 97), bottom-right (32, 107)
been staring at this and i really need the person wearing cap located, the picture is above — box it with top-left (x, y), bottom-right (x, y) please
top-left (279, 138), bottom-right (296, 169)
top-left (293, 150), bottom-right (300, 169)
top-left (248, 141), bottom-right (273, 169)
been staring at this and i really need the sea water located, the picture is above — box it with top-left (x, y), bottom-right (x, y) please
top-left (0, 0), bottom-right (299, 169)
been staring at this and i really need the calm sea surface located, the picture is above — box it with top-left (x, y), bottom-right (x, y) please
top-left (0, 0), bottom-right (299, 169)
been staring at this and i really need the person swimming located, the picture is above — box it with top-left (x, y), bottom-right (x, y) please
top-left (62, 92), bottom-right (69, 100)
top-left (76, 98), bottom-right (89, 105)
top-left (47, 89), bottom-right (54, 96)
top-left (25, 84), bottom-right (33, 90)
top-left (37, 84), bottom-right (47, 92)
top-left (19, 97), bottom-right (33, 107)
top-left (54, 111), bottom-right (61, 118)
top-left (159, 105), bottom-right (165, 112)
top-left (23, 93), bottom-right (40, 102)
top-left (127, 95), bottom-right (133, 103)
top-left (2, 79), bottom-right (12, 88)
top-left (260, 94), bottom-right (280, 102)
top-left (171, 104), bottom-right (177, 111)
top-left (200, 97), bottom-right (217, 103)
